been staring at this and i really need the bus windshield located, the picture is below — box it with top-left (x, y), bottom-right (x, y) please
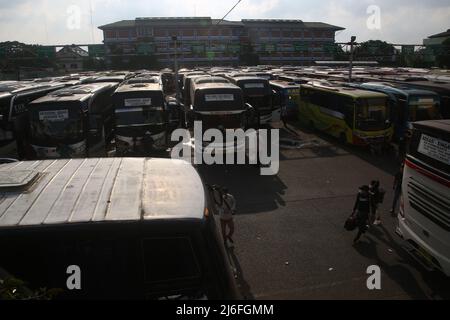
top-left (30, 106), bottom-right (84, 146)
top-left (409, 96), bottom-right (441, 122)
top-left (356, 98), bottom-right (388, 131)
top-left (115, 107), bottom-right (164, 127)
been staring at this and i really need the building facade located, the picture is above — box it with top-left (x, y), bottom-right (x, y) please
top-left (98, 17), bottom-right (344, 67)
top-left (56, 45), bottom-right (89, 72)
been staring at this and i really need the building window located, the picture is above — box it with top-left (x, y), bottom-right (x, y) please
top-left (304, 30), bottom-right (311, 38)
top-left (282, 30), bottom-right (292, 38)
top-left (222, 28), bottom-right (231, 36)
top-left (118, 30), bottom-right (129, 38)
top-left (70, 63), bottom-right (78, 69)
top-left (260, 29), bottom-right (270, 38)
top-left (183, 29), bottom-right (194, 37)
top-left (210, 28), bottom-right (220, 36)
top-left (292, 30), bottom-right (302, 38)
top-left (271, 30), bottom-right (281, 37)
top-left (197, 29), bottom-right (209, 37)
top-left (154, 29), bottom-right (167, 37)
top-left (105, 30), bottom-right (116, 38)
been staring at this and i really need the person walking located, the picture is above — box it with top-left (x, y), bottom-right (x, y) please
top-left (390, 162), bottom-right (404, 216)
top-left (220, 187), bottom-right (236, 247)
top-left (352, 185), bottom-right (372, 244)
top-left (370, 180), bottom-right (385, 225)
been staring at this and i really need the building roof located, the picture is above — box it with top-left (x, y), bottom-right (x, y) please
top-left (99, 17), bottom-right (344, 31)
top-left (0, 158), bottom-right (205, 229)
top-left (428, 29), bottom-right (450, 39)
top-left (56, 45), bottom-right (89, 57)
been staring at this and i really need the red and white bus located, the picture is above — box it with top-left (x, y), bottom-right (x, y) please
top-left (397, 120), bottom-right (450, 276)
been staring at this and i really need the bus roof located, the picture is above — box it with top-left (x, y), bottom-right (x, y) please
top-left (115, 82), bottom-right (163, 93)
top-left (30, 83), bottom-right (117, 104)
top-left (270, 80), bottom-right (299, 89)
top-left (414, 120), bottom-right (450, 134)
top-left (360, 82), bottom-right (440, 97)
top-left (302, 81), bottom-right (388, 99)
top-left (0, 158), bottom-right (205, 229)
top-left (193, 82), bottom-right (241, 91)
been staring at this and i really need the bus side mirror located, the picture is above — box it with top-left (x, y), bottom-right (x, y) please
top-left (0, 115), bottom-right (3, 121)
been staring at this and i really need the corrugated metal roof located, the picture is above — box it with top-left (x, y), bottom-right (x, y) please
top-left (0, 158), bottom-right (205, 228)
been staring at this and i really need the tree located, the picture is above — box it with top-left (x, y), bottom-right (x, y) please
top-left (332, 44), bottom-right (347, 60)
top-left (354, 40), bottom-right (396, 65)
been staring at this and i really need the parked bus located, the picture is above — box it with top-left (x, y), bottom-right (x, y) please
top-left (270, 80), bottom-right (300, 122)
top-left (348, 82), bottom-right (442, 142)
top-left (0, 158), bottom-right (239, 299)
top-left (397, 120), bottom-right (450, 276)
top-left (112, 82), bottom-right (169, 155)
top-left (190, 82), bottom-right (256, 155)
top-left (0, 82), bottom-right (66, 159)
top-left (299, 81), bottom-right (393, 147)
top-left (226, 76), bottom-right (276, 125)
top-left (27, 83), bottom-right (118, 159)
top-left (396, 80), bottom-right (450, 119)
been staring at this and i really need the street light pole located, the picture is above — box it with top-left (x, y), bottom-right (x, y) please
top-left (173, 36), bottom-right (181, 104)
top-left (349, 36), bottom-right (356, 83)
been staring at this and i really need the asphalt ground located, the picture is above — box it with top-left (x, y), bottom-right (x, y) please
top-left (196, 122), bottom-right (450, 300)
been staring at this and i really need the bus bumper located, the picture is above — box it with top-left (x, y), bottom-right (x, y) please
top-left (193, 139), bottom-right (247, 157)
top-left (31, 141), bottom-right (87, 159)
top-left (397, 218), bottom-right (450, 277)
top-left (115, 132), bottom-right (167, 153)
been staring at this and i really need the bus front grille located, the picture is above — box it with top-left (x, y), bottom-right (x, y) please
top-left (407, 177), bottom-right (450, 231)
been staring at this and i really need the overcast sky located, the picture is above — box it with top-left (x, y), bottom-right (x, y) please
top-left (0, 0), bottom-right (449, 45)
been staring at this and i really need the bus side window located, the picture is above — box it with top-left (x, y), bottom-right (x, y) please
top-left (341, 96), bottom-right (355, 129)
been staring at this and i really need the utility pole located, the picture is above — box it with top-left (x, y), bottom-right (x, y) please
top-left (173, 36), bottom-right (181, 104)
top-left (349, 36), bottom-right (356, 83)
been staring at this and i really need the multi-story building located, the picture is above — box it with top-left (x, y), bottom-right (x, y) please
top-left (98, 17), bottom-right (344, 67)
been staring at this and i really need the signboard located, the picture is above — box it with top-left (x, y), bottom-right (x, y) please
top-left (418, 134), bottom-right (450, 165)
top-left (124, 98), bottom-right (152, 107)
top-left (39, 110), bottom-right (69, 122)
top-left (205, 94), bottom-right (234, 102)
top-left (244, 83), bottom-right (265, 89)
top-left (137, 43), bottom-right (155, 55)
top-left (88, 45), bottom-right (106, 57)
top-left (37, 46), bottom-right (56, 58)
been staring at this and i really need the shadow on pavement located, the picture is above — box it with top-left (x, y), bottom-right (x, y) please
top-left (353, 224), bottom-right (450, 299)
top-left (288, 122), bottom-right (400, 176)
top-left (227, 246), bottom-right (255, 300)
top-left (196, 164), bottom-right (288, 215)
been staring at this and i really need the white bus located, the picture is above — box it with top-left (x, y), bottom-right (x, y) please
top-left (397, 120), bottom-right (450, 276)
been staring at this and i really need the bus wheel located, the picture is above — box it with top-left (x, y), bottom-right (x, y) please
top-left (339, 133), bottom-right (347, 144)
